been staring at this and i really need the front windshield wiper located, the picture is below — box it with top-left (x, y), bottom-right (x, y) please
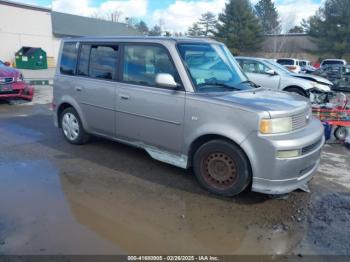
top-left (197, 82), bottom-right (241, 91)
top-left (239, 80), bottom-right (260, 88)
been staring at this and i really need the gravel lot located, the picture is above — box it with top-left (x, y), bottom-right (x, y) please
top-left (0, 86), bottom-right (349, 255)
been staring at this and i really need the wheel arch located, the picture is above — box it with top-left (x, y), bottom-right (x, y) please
top-left (56, 98), bottom-right (87, 130)
top-left (283, 85), bottom-right (308, 96)
top-left (188, 134), bottom-right (252, 173)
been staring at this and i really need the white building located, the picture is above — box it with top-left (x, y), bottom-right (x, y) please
top-left (0, 0), bottom-right (141, 66)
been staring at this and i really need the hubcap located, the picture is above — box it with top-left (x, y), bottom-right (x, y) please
top-left (62, 113), bottom-right (79, 141)
top-left (201, 152), bottom-right (238, 190)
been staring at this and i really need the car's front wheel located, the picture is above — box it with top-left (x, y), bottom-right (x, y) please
top-left (60, 107), bottom-right (90, 145)
top-left (193, 140), bottom-right (251, 197)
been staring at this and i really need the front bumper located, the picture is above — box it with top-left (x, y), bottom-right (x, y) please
top-left (241, 118), bottom-right (324, 194)
top-left (0, 82), bottom-right (34, 101)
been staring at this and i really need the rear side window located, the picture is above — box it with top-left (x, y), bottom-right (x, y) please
top-left (122, 45), bottom-right (179, 87)
top-left (89, 45), bottom-right (118, 80)
top-left (60, 42), bottom-right (78, 75)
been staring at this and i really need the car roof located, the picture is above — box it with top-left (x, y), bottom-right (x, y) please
top-left (62, 36), bottom-right (219, 44)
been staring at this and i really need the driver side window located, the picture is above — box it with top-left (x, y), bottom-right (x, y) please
top-left (241, 60), bottom-right (271, 75)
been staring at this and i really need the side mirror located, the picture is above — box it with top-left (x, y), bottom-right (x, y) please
top-left (265, 69), bottom-right (277, 76)
top-left (4, 61), bottom-right (11, 67)
top-left (155, 73), bottom-right (178, 89)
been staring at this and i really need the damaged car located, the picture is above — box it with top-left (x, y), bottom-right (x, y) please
top-left (236, 57), bottom-right (333, 104)
top-left (53, 37), bottom-right (324, 197)
top-left (0, 60), bottom-right (34, 101)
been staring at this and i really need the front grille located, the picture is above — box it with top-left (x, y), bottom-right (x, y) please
top-left (0, 77), bottom-right (14, 84)
top-left (0, 90), bottom-right (20, 95)
top-left (302, 138), bottom-right (322, 155)
top-left (292, 111), bottom-right (308, 131)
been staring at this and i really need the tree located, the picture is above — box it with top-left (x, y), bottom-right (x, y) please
top-left (255, 0), bottom-right (281, 34)
top-left (215, 0), bottom-right (264, 54)
top-left (197, 12), bottom-right (217, 36)
top-left (135, 20), bottom-right (149, 35)
top-left (187, 23), bottom-right (204, 37)
top-left (149, 25), bottom-right (162, 36)
top-left (288, 25), bottom-right (304, 33)
top-left (303, 0), bottom-right (350, 58)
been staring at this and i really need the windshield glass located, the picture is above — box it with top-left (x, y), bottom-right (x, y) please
top-left (323, 60), bottom-right (344, 66)
top-left (264, 59), bottom-right (291, 74)
top-left (276, 59), bottom-right (294, 65)
top-left (178, 43), bottom-right (251, 92)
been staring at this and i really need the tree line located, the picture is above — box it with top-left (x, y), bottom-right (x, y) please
top-left (96, 0), bottom-right (350, 58)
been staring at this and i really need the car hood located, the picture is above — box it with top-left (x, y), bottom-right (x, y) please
top-left (0, 65), bottom-right (20, 78)
top-left (291, 73), bottom-right (333, 86)
top-left (212, 88), bottom-right (309, 118)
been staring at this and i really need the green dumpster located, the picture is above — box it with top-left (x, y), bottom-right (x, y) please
top-left (15, 47), bottom-right (48, 70)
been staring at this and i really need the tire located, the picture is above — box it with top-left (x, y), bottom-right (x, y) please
top-left (60, 107), bottom-right (90, 145)
top-left (193, 139), bottom-right (252, 197)
top-left (334, 126), bottom-right (348, 141)
top-left (285, 87), bottom-right (308, 97)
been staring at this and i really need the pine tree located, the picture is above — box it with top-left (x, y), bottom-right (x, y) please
top-left (135, 20), bottom-right (149, 35)
top-left (215, 0), bottom-right (264, 54)
top-left (187, 23), bottom-right (204, 37)
top-left (197, 12), bottom-right (217, 36)
top-left (149, 25), bottom-right (162, 36)
top-left (255, 0), bottom-right (281, 34)
top-left (303, 0), bottom-right (350, 58)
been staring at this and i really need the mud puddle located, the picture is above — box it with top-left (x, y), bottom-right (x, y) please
top-left (0, 156), bottom-right (308, 255)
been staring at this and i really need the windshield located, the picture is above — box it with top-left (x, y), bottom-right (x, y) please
top-left (323, 60), bottom-right (344, 66)
top-left (178, 43), bottom-right (251, 92)
top-left (264, 59), bottom-right (291, 74)
top-left (276, 59), bottom-right (294, 65)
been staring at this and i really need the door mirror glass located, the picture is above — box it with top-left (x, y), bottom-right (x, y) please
top-left (265, 69), bottom-right (276, 76)
top-left (4, 61), bottom-right (11, 67)
top-left (155, 73), bottom-right (178, 89)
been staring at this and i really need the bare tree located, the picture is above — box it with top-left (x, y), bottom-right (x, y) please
top-left (90, 10), bottom-right (123, 22)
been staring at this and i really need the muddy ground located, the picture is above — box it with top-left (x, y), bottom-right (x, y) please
top-left (0, 86), bottom-right (349, 255)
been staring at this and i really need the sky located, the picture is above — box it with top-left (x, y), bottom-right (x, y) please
top-left (15, 0), bottom-right (323, 33)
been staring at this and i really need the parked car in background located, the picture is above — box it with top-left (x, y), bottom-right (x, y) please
top-left (299, 60), bottom-right (316, 74)
top-left (0, 60), bottom-right (34, 101)
top-left (313, 65), bottom-right (350, 92)
top-left (236, 57), bottom-right (332, 104)
top-left (320, 59), bottom-right (347, 68)
top-left (276, 58), bottom-right (301, 73)
top-left (53, 37), bottom-right (324, 197)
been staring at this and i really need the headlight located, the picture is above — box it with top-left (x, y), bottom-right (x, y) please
top-left (260, 117), bottom-right (293, 134)
top-left (16, 74), bottom-right (24, 82)
top-left (310, 82), bottom-right (331, 92)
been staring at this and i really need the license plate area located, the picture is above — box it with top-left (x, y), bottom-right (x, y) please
top-left (0, 84), bottom-right (13, 92)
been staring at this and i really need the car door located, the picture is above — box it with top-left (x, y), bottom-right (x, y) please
top-left (239, 59), bottom-right (280, 90)
top-left (116, 43), bottom-right (185, 153)
top-left (75, 43), bottom-right (119, 137)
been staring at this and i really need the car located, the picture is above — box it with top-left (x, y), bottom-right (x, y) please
top-left (276, 58), bottom-right (301, 73)
top-left (313, 65), bottom-right (350, 92)
top-left (53, 37), bottom-right (324, 197)
top-left (320, 59), bottom-right (347, 68)
top-left (0, 60), bottom-right (34, 101)
top-left (299, 60), bottom-right (316, 74)
top-left (235, 56), bottom-right (332, 104)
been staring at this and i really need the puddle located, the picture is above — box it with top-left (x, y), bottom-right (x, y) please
top-left (318, 145), bottom-right (350, 189)
top-left (0, 160), bottom-right (119, 255)
top-left (0, 158), bottom-right (305, 255)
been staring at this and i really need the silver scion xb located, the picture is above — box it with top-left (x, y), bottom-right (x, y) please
top-left (53, 37), bottom-right (324, 197)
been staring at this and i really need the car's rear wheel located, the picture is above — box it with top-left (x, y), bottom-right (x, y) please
top-left (193, 140), bottom-right (251, 197)
top-left (60, 107), bottom-right (90, 145)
